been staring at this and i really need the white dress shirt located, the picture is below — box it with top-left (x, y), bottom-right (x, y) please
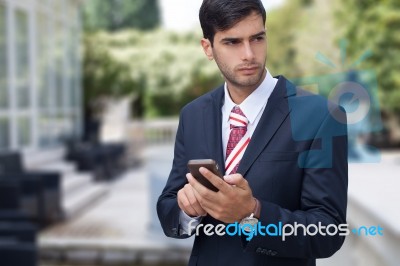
top-left (179, 69), bottom-right (278, 235)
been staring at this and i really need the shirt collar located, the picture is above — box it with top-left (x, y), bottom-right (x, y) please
top-left (223, 69), bottom-right (277, 124)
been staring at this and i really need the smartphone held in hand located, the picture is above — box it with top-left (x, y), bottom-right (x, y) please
top-left (187, 159), bottom-right (223, 192)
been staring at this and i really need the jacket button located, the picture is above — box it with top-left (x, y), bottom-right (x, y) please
top-left (262, 249), bottom-right (268, 255)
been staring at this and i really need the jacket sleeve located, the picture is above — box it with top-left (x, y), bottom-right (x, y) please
top-left (156, 111), bottom-right (193, 239)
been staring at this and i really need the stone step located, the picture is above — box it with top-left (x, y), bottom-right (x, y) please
top-left (62, 184), bottom-right (109, 219)
top-left (33, 161), bottom-right (77, 175)
top-left (62, 173), bottom-right (93, 197)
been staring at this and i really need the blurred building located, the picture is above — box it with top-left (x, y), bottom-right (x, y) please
top-left (0, 0), bottom-right (82, 160)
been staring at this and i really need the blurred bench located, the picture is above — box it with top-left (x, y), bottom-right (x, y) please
top-left (0, 243), bottom-right (37, 266)
top-left (0, 179), bottom-right (30, 222)
top-left (0, 179), bottom-right (38, 266)
top-left (65, 140), bottom-right (126, 181)
top-left (0, 151), bottom-right (63, 227)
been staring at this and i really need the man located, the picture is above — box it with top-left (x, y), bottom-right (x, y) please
top-left (157, 0), bottom-right (348, 265)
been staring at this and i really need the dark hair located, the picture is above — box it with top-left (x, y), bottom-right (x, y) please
top-left (199, 0), bottom-right (266, 45)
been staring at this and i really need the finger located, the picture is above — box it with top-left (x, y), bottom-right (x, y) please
top-left (178, 187), bottom-right (202, 216)
top-left (191, 185), bottom-right (217, 214)
top-left (187, 173), bottom-right (218, 212)
top-left (186, 185), bottom-right (207, 216)
top-left (198, 167), bottom-right (228, 192)
top-left (186, 172), bottom-right (218, 196)
top-left (223, 174), bottom-right (248, 189)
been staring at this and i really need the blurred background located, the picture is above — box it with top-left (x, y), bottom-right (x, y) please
top-left (0, 0), bottom-right (399, 265)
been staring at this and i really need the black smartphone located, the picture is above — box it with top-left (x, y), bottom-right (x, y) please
top-left (187, 159), bottom-right (223, 192)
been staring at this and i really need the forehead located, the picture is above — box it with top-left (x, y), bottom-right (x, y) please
top-left (214, 12), bottom-right (265, 41)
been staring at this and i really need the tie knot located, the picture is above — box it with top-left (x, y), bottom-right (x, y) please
top-left (229, 106), bottom-right (248, 128)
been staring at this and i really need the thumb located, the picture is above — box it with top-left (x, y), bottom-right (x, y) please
top-left (223, 174), bottom-right (248, 188)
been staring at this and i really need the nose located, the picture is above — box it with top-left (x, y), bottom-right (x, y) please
top-left (241, 42), bottom-right (255, 61)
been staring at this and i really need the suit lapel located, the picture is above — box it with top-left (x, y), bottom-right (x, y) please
top-left (237, 77), bottom-right (296, 176)
top-left (203, 86), bottom-right (226, 172)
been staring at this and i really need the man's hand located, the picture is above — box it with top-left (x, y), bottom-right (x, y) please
top-left (187, 167), bottom-right (256, 223)
top-left (177, 183), bottom-right (207, 217)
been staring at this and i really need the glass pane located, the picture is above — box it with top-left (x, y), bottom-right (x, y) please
top-left (38, 112), bottom-right (51, 147)
top-left (15, 10), bottom-right (30, 109)
top-left (54, 22), bottom-right (65, 108)
top-left (0, 117), bottom-right (10, 149)
top-left (39, 112), bottom-right (75, 148)
top-left (54, 112), bottom-right (67, 142)
top-left (0, 4), bottom-right (8, 109)
top-left (17, 116), bottom-right (31, 147)
top-left (65, 30), bottom-right (72, 108)
top-left (72, 3), bottom-right (82, 109)
top-left (63, 113), bottom-right (73, 137)
top-left (37, 12), bottom-right (50, 108)
top-left (71, 24), bottom-right (81, 108)
top-left (72, 112), bottom-right (81, 137)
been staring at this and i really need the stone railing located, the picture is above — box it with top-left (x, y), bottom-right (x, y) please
top-left (125, 118), bottom-right (178, 165)
top-left (127, 118), bottom-right (178, 146)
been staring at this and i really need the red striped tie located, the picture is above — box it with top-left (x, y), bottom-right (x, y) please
top-left (226, 106), bottom-right (249, 174)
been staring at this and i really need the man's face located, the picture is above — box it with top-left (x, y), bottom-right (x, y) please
top-left (202, 12), bottom-right (267, 92)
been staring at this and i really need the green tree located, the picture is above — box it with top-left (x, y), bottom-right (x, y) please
top-left (82, 0), bottom-right (160, 32)
top-left (337, 0), bottom-right (400, 115)
top-left (267, 0), bottom-right (303, 78)
top-left (267, 0), bottom-right (339, 79)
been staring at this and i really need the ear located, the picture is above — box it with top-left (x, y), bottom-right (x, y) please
top-left (201, 38), bottom-right (213, 60)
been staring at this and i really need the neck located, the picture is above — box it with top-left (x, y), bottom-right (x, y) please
top-left (227, 70), bottom-right (267, 104)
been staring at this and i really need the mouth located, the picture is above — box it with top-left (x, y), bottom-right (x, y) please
top-left (237, 66), bottom-right (259, 75)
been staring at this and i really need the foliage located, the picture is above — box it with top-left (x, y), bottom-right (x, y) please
top-left (266, 0), bottom-right (343, 80)
top-left (83, 30), bottom-right (222, 118)
top-left (82, 0), bottom-right (160, 32)
top-left (266, 0), bottom-right (304, 78)
top-left (337, 0), bottom-right (400, 115)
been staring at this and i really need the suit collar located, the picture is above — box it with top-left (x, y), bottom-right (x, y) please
top-left (203, 85), bottom-right (226, 171)
top-left (237, 76), bottom-right (296, 176)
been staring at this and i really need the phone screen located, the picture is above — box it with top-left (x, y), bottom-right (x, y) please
top-left (187, 159), bottom-right (223, 192)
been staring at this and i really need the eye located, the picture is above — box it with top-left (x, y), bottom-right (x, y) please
top-left (252, 35), bottom-right (265, 42)
top-left (224, 40), bottom-right (240, 46)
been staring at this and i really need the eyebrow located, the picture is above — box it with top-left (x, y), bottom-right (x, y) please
top-left (251, 30), bottom-right (267, 38)
top-left (220, 30), bottom-right (266, 43)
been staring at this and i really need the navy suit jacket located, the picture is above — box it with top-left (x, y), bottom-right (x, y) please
top-left (157, 76), bottom-right (348, 266)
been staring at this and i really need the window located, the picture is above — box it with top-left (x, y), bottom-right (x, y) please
top-left (37, 12), bottom-right (50, 109)
top-left (0, 3), bottom-right (9, 150)
top-left (0, 3), bottom-right (8, 109)
top-left (0, 117), bottom-right (10, 149)
top-left (54, 22), bottom-right (65, 109)
top-left (15, 9), bottom-right (30, 109)
top-left (17, 116), bottom-right (31, 146)
top-left (0, 0), bottom-right (82, 150)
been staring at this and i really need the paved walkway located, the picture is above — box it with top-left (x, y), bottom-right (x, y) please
top-left (39, 166), bottom-right (193, 265)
